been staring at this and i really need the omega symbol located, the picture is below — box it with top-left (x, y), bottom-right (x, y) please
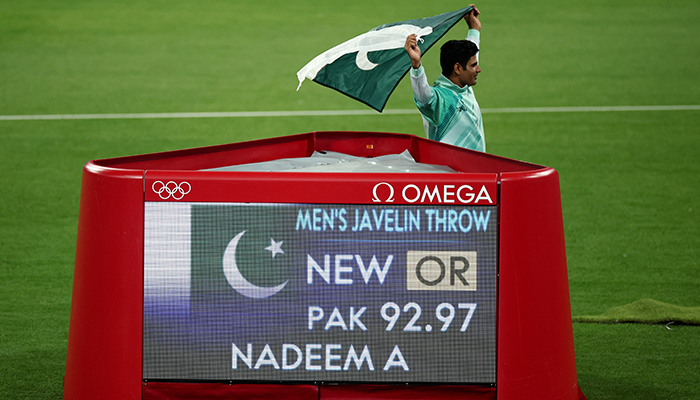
top-left (372, 182), bottom-right (395, 203)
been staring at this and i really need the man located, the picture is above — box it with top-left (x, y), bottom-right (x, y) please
top-left (404, 5), bottom-right (484, 151)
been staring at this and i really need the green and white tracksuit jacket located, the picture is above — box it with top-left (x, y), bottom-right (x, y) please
top-left (410, 30), bottom-right (485, 152)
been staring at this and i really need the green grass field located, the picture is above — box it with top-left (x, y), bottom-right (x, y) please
top-left (1, 0), bottom-right (699, 398)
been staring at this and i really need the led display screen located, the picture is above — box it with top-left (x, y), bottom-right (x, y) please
top-left (144, 202), bottom-right (497, 384)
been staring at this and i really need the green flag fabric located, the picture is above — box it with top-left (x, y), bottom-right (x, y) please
top-left (296, 7), bottom-right (474, 112)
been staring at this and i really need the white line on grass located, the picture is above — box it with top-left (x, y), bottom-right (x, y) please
top-left (1, 105), bottom-right (699, 121)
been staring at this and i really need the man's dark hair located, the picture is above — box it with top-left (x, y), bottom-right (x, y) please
top-left (440, 40), bottom-right (479, 76)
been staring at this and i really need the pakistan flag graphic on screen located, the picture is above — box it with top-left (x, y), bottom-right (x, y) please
top-left (191, 204), bottom-right (293, 306)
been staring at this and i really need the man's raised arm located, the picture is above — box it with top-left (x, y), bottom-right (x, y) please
top-left (465, 5), bottom-right (481, 56)
top-left (405, 34), bottom-right (433, 106)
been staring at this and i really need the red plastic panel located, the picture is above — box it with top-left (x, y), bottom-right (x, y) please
top-left (95, 131), bottom-right (540, 174)
top-left (145, 170), bottom-right (498, 205)
top-left (320, 384), bottom-right (496, 400)
top-left (496, 168), bottom-right (579, 400)
top-left (142, 382), bottom-right (318, 400)
top-left (64, 164), bottom-right (145, 399)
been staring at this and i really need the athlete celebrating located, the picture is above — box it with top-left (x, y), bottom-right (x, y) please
top-left (405, 5), bottom-right (484, 151)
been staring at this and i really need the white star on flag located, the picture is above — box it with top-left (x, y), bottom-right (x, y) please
top-left (265, 238), bottom-right (284, 258)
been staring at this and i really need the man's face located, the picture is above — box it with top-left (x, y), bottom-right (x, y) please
top-left (458, 55), bottom-right (481, 87)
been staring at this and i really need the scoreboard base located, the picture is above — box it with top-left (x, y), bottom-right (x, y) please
top-left (142, 382), bottom-right (498, 400)
top-left (64, 131), bottom-right (585, 400)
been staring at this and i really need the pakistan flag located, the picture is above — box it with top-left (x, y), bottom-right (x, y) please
top-left (191, 204), bottom-right (295, 309)
top-left (296, 7), bottom-right (474, 112)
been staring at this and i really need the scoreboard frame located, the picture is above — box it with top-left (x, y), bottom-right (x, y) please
top-left (64, 131), bottom-right (585, 400)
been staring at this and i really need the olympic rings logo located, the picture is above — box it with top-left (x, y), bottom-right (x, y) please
top-left (152, 181), bottom-right (191, 200)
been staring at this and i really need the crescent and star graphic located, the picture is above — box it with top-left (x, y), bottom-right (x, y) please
top-left (222, 231), bottom-right (288, 299)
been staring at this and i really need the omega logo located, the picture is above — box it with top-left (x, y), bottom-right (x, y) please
top-left (372, 182), bottom-right (493, 204)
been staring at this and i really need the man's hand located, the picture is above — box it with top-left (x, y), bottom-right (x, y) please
top-left (404, 34), bottom-right (422, 69)
top-left (465, 4), bottom-right (481, 31)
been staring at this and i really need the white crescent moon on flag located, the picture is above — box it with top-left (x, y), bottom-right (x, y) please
top-left (222, 231), bottom-right (288, 299)
top-left (296, 24), bottom-right (433, 90)
top-left (355, 51), bottom-right (379, 71)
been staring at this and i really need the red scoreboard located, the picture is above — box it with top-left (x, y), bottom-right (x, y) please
top-left (64, 131), bottom-right (585, 400)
